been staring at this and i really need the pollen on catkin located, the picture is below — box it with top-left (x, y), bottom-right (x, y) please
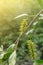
top-left (20, 19), bottom-right (27, 34)
top-left (27, 40), bottom-right (37, 61)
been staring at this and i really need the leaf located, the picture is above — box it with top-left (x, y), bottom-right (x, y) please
top-left (3, 44), bottom-right (15, 60)
top-left (7, 44), bottom-right (15, 53)
top-left (8, 50), bottom-right (16, 65)
top-left (0, 52), bottom-right (5, 64)
top-left (33, 60), bottom-right (43, 65)
top-left (33, 62), bottom-right (38, 65)
top-left (0, 53), bottom-right (5, 59)
top-left (0, 59), bottom-right (2, 64)
top-left (0, 45), bottom-right (3, 54)
top-left (36, 60), bottom-right (43, 64)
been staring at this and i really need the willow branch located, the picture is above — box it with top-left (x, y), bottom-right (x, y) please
top-left (15, 9), bottom-right (43, 50)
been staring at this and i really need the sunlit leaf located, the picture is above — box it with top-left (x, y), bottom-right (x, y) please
top-left (3, 44), bottom-right (15, 60)
top-left (9, 50), bottom-right (16, 65)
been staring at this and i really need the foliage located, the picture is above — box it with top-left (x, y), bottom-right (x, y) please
top-left (9, 50), bottom-right (16, 65)
top-left (0, 0), bottom-right (43, 65)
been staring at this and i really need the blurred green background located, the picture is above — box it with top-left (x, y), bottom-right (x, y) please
top-left (0, 0), bottom-right (43, 65)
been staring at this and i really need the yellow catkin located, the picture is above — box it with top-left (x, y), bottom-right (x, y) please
top-left (27, 40), bottom-right (37, 61)
top-left (20, 19), bottom-right (27, 34)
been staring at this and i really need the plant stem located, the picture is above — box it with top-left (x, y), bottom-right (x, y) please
top-left (14, 9), bottom-right (43, 50)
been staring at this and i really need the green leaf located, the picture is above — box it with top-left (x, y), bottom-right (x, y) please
top-left (0, 59), bottom-right (2, 64)
top-left (7, 44), bottom-right (15, 53)
top-left (0, 53), bottom-right (5, 59)
top-left (37, 60), bottom-right (43, 64)
top-left (3, 44), bottom-right (15, 60)
top-left (0, 53), bottom-right (5, 65)
top-left (8, 50), bottom-right (16, 65)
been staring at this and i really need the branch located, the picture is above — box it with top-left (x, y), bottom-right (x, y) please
top-left (14, 9), bottom-right (43, 50)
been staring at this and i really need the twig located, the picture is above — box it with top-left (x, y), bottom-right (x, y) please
top-left (14, 9), bottom-right (43, 50)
